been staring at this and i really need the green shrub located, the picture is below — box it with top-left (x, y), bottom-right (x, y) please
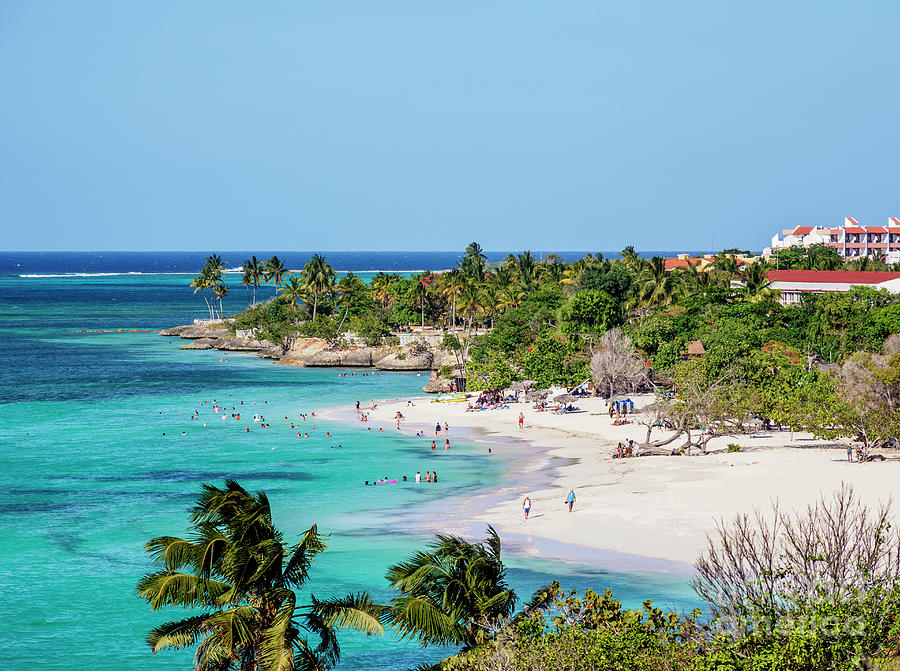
top-left (727, 444), bottom-right (741, 453)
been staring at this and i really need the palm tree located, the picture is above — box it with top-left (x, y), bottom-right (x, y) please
top-left (205, 254), bottom-right (225, 275)
top-left (137, 480), bottom-right (384, 671)
top-left (741, 262), bottom-right (780, 303)
top-left (541, 261), bottom-right (565, 284)
top-left (194, 255), bottom-right (227, 319)
top-left (409, 272), bottom-right (431, 327)
top-left (457, 283), bottom-right (485, 331)
top-left (191, 271), bottom-right (214, 320)
top-left (211, 282), bottom-right (229, 319)
top-left (266, 256), bottom-right (288, 297)
top-left (491, 266), bottom-right (513, 290)
top-left (302, 254), bottom-right (336, 320)
top-left (243, 256), bottom-right (265, 305)
top-left (441, 269), bottom-right (466, 329)
top-left (369, 272), bottom-right (395, 309)
top-left (461, 242), bottom-right (487, 283)
top-left (480, 282), bottom-right (500, 329)
top-left (620, 245), bottom-right (642, 271)
top-left (385, 527), bottom-right (555, 651)
top-left (635, 256), bottom-right (681, 308)
top-left (278, 274), bottom-right (307, 310)
top-left (240, 267), bottom-right (253, 306)
top-left (713, 253), bottom-right (741, 278)
top-left (514, 251), bottom-right (538, 288)
top-left (335, 273), bottom-right (367, 313)
top-left (498, 284), bottom-right (524, 311)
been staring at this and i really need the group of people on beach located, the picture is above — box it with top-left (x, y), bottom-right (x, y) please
top-left (615, 440), bottom-right (636, 458)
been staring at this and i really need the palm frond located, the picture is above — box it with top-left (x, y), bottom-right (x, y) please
top-left (194, 633), bottom-right (239, 671)
top-left (293, 641), bottom-right (330, 671)
top-left (280, 525), bottom-right (327, 589)
top-left (521, 581), bottom-right (559, 614)
top-left (301, 609), bottom-right (340, 669)
top-left (389, 562), bottom-right (452, 596)
top-left (387, 595), bottom-right (467, 646)
top-left (259, 594), bottom-right (298, 671)
top-left (144, 536), bottom-right (197, 571)
top-left (311, 591), bottom-right (386, 636)
top-left (203, 606), bottom-right (259, 655)
top-left (137, 571), bottom-right (233, 610)
top-left (483, 526), bottom-right (502, 560)
top-left (146, 614), bottom-right (211, 652)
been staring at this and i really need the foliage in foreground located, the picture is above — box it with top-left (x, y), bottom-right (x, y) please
top-left (384, 526), bottom-right (555, 650)
top-left (136, 480), bottom-right (385, 671)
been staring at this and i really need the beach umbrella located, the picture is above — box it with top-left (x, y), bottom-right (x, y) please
top-left (554, 394), bottom-right (577, 403)
top-left (529, 389), bottom-right (550, 400)
top-left (510, 380), bottom-right (536, 391)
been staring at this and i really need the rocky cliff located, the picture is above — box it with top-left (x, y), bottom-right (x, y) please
top-left (159, 321), bottom-right (460, 390)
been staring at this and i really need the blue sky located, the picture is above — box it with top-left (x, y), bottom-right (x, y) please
top-left (1, 1), bottom-right (898, 252)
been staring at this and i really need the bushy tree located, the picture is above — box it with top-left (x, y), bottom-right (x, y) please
top-left (589, 328), bottom-right (650, 398)
top-left (522, 334), bottom-right (589, 388)
top-left (559, 290), bottom-right (618, 337)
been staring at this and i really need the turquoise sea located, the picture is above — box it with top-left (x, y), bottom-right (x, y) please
top-left (0, 259), bottom-right (699, 670)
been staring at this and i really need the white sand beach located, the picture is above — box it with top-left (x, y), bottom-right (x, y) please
top-left (341, 393), bottom-right (900, 567)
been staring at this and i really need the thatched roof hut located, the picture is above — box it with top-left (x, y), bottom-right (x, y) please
top-left (686, 339), bottom-right (706, 357)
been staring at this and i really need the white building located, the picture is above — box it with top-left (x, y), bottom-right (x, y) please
top-left (764, 218), bottom-right (900, 263)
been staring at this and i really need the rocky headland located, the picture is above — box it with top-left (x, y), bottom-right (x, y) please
top-left (159, 321), bottom-right (457, 391)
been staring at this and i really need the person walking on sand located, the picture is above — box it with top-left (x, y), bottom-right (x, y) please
top-left (522, 496), bottom-right (531, 520)
top-left (444, 421), bottom-right (449, 436)
top-left (565, 489), bottom-right (576, 512)
top-left (518, 412), bottom-right (525, 430)
top-left (435, 422), bottom-right (441, 436)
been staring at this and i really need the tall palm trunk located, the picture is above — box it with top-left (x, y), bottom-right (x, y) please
top-left (421, 303), bottom-right (425, 328)
top-left (313, 292), bottom-right (318, 320)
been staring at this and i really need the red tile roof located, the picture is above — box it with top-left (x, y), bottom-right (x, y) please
top-left (664, 258), bottom-right (703, 270)
top-left (792, 226), bottom-right (813, 235)
top-left (846, 217), bottom-right (860, 226)
top-left (767, 270), bottom-right (900, 284)
top-left (868, 227), bottom-right (888, 233)
top-left (844, 227), bottom-right (866, 234)
top-left (890, 217), bottom-right (900, 227)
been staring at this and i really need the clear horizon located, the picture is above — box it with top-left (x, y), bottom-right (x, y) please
top-left (2, 2), bottom-right (898, 251)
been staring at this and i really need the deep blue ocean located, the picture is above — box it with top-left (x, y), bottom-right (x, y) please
top-left (0, 252), bottom-right (698, 670)
top-left (0, 250), bottom-right (712, 276)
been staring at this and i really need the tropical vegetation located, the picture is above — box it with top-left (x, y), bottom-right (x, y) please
top-left (193, 244), bottom-right (900, 449)
top-left (140, 482), bottom-right (900, 670)
top-left (136, 480), bottom-right (385, 671)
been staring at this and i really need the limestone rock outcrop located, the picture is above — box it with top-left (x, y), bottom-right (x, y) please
top-left (375, 350), bottom-right (433, 371)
